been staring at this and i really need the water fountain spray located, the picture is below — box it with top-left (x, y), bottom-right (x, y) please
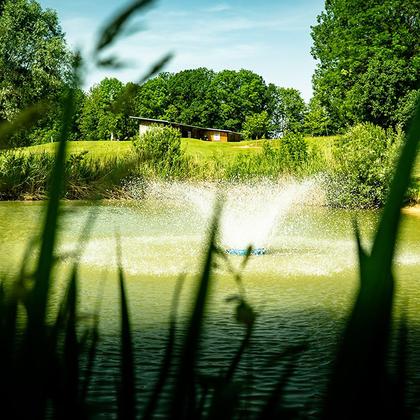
top-left (139, 179), bottom-right (317, 256)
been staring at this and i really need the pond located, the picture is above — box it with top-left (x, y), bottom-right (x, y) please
top-left (0, 181), bottom-right (419, 418)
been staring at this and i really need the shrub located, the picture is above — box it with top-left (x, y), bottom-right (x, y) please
top-left (326, 123), bottom-right (404, 208)
top-left (133, 125), bottom-right (186, 177)
top-left (225, 134), bottom-right (311, 180)
top-left (277, 132), bottom-right (309, 170)
top-left (0, 152), bottom-right (53, 199)
top-left (0, 150), bottom-right (138, 200)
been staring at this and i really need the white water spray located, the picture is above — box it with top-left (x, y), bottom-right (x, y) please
top-left (133, 179), bottom-right (320, 251)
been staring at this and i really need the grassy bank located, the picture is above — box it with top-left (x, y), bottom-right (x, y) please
top-left (2, 135), bottom-right (420, 204)
top-left (24, 138), bottom-right (266, 164)
top-left (24, 137), bottom-right (339, 164)
top-left (0, 145), bottom-right (139, 200)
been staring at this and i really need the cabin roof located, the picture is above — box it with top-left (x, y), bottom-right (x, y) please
top-left (129, 116), bottom-right (242, 135)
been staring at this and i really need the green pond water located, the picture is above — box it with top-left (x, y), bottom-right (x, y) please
top-left (0, 188), bottom-right (419, 417)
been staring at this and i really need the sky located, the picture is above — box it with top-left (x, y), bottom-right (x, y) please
top-left (38, 0), bottom-right (325, 102)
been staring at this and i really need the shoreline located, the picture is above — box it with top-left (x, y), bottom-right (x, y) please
top-left (1, 196), bottom-right (419, 212)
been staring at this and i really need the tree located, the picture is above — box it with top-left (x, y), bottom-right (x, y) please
top-left (311, 0), bottom-right (420, 130)
top-left (268, 85), bottom-right (306, 137)
top-left (326, 123), bottom-right (404, 208)
top-left (135, 72), bottom-right (172, 120)
top-left (80, 78), bottom-right (128, 140)
top-left (0, 0), bottom-right (71, 123)
top-left (211, 69), bottom-right (269, 132)
top-left (132, 68), bottom-right (271, 134)
top-left (242, 111), bottom-right (271, 140)
top-left (304, 96), bottom-right (333, 136)
top-left (164, 68), bottom-right (218, 127)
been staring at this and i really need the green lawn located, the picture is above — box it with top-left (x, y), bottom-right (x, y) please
top-left (22, 139), bottom-right (267, 162)
top-left (24, 140), bottom-right (135, 159)
top-left (17, 138), bottom-right (420, 179)
top-left (182, 138), bottom-right (265, 162)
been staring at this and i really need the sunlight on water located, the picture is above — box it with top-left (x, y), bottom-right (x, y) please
top-left (42, 179), bottom-right (416, 278)
top-left (1, 180), bottom-right (418, 282)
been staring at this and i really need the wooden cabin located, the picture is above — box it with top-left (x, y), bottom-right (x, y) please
top-left (130, 117), bottom-right (242, 142)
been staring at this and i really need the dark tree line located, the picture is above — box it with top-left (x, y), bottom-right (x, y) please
top-left (130, 68), bottom-right (305, 139)
top-left (77, 71), bottom-right (307, 141)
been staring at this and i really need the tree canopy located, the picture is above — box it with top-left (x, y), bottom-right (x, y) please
top-left (133, 68), bottom-right (273, 134)
top-left (74, 68), bottom-right (306, 141)
top-left (311, 0), bottom-right (420, 130)
top-left (269, 86), bottom-right (306, 137)
top-left (0, 0), bottom-right (71, 121)
top-left (80, 78), bottom-right (132, 141)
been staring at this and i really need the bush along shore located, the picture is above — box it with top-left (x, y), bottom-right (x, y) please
top-left (0, 123), bottom-right (419, 207)
top-left (0, 150), bottom-right (141, 201)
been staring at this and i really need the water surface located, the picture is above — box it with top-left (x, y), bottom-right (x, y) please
top-left (0, 190), bottom-right (419, 418)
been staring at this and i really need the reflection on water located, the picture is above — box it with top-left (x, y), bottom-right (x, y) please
top-left (0, 183), bottom-right (419, 417)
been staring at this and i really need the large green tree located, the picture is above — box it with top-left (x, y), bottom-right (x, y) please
top-left (311, 0), bottom-right (420, 130)
top-left (268, 85), bottom-right (306, 137)
top-left (211, 69), bottom-right (269, 132)
top-left (135, 72), bottom-right (171, 120)
top-left (0, 0), bottom-right (70, 122)
top-left (133, 68), bottom-right (271, 134)
top-left (164, 68), bottom-right (218, 127)
top-left (80, 78), bottom-right (130, 140)
top-left (304, 96), bottom-right (334, 136)
top-left (242, 111), bottom-right (271, 139)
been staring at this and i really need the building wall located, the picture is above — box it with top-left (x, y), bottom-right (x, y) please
top-left (139, 122), bottom-right (154, 136)
top-left (205, 131), bottom-right (228, 142)
top-left (137, 120), bottom-right (241, 142)
top-left (228, 132), bottom-right (241, 142)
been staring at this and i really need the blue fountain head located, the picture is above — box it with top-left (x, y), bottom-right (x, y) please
top-left (225, 248), bottom-right (267, 256)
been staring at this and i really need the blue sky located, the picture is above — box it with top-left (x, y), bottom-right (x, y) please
top-left (39, 0), bottom-right (325, 101)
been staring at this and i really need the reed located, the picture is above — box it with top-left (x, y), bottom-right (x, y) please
top-left (0, 150), bottom-right (140, 200)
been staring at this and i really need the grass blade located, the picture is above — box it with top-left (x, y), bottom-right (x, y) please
top-left (17, 60), bottom-right (80, 420)
top-left (80, 317), bottom-right (100, 404)
top-left (53, 266), bottom-right (80, 418)
top-left (392, 311), bottom-right (409, 419)
top-left (137, 53), bottom-right (174, 85)
top-left (80, 282), bottom-right (104, 405)
top-left (116, 237), bottom-right (136, 420)
top-left (142, 275), bottom-right (185, 420)
top-left (0, 281), bottom-right (18, 413)
top-left (95, 0), bottom-right (154, 53)
top-left (224, 299), bottom-right (256, 382)
top-left (64, 267), bottom-right (79, 410)
top-left (257, 356), bottom-right (299, 420)
top-left (169, 200), bottom-right (222, 418)
top-left (28, 82), bottom-right (77, 333)
top-left (322, 95), bottom-right (420, 418)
